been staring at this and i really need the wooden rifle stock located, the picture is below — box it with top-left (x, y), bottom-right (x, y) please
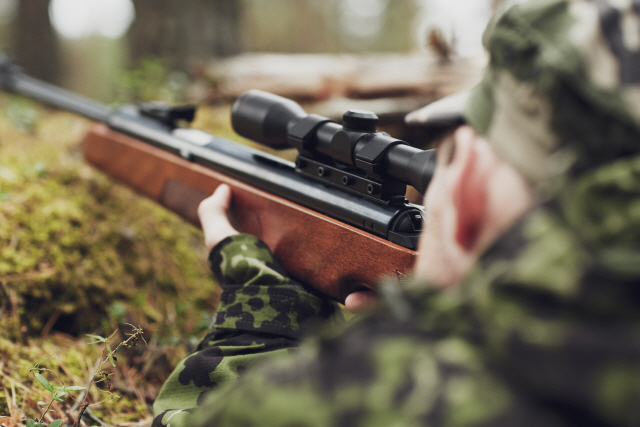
top-left (82, 124), bottom-right (417, 302)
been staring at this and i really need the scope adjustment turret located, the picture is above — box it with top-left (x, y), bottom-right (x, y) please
top-left (342, 110), bottom-right (378, 133)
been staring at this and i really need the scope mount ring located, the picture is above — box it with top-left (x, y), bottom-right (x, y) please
top-left (295, 155), bottom-right (407, 205)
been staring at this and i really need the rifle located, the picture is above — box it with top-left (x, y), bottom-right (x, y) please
top-left (0, 55), bottom-right (435, 302)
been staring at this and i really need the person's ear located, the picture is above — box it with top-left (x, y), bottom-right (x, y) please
top-left (450, 127), bottom-right (490, 252)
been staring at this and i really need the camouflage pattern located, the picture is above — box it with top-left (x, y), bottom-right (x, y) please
top-left (182, 151), bottom-right (640, 426)
top-left (470, 0), bottom-right (640, 182)
top-left (152, 234), bottom-right (342, 427)
top-left (154, 1), bottom-right (640, 426)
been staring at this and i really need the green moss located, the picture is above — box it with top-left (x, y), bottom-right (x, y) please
top-left (0, 93), bottom-right (246, 423)
top-left (0, 95), bottom-right (219, 338)
top-left (61, 349), bottom-right (85, 379)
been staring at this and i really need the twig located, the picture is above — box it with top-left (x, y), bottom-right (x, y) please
top-left (64, 356), bottom-right (101, 427)
top-left (39, 396), bottom-right (57, 423)
top-left (69, 358), bottom-right (101, 414)
top-left (0, 365), bottom-right (34, 394)
top-left (41, 309), bottom-right (62, 338)
top-left (76, 402), bottom-right (89, 426)
top-left (10, 378), bottom-right (17, 409)
top-left (0, 281), bottom-right (18, 318)
top-left (1, 267), bottom-right (57, 283)
top-left (72, 326), bottom-right (145, 427)
top-left (83, 406), bottom-right (107, 426)
top-left (71, 345), bottom-right (108, 427)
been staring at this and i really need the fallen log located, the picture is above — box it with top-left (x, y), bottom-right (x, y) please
top-left (192, 52), bottom-right (485, 103)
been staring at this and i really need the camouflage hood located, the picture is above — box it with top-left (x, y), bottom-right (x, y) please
top-left (408, 0), bottom-right (640, 184)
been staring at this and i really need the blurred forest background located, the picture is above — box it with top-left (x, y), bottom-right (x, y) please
top-left (0, 0), bottom-right (509, 425)
top-left (0, 0), bottom-right (507, 100)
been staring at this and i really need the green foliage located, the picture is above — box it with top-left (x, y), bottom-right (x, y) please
top-left (2, 336), bottom-right (97, 422)
top-left (5, 97), bottom-right (41, 133)
top-left (0, 329), bottom-right (166, 424)
top-left (115, 57), bottom-right (189, 103)
top-left (0, 96), bottom-right (217, 338)
top-left (24, 325), bottom-right (146, 426)
top-left (29, 356), bottom-right (87, 424)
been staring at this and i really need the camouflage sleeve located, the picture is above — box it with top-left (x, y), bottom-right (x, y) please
top-left (152, 234), bottom-right (342, 427)
top-left (186, 310), bottom-right (563, 427)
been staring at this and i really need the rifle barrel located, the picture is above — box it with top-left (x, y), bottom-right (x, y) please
top-left (0, 56), bottom-right (112, 122)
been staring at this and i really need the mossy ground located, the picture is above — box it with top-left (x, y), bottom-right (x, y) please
top-left (0, 94), bottom-right (240, 425)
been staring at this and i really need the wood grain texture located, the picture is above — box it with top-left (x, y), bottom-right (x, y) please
top-left (82, 124), bottom-right (418, 302)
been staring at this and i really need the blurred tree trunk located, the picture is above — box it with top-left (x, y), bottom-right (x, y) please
top-left (13, 0), bottom-right (60, 83)
top-left (128, 0), bottom-right (242, 72)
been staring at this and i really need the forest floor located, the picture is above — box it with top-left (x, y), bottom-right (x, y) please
top-left (0, 93), bottom-right (248, 426)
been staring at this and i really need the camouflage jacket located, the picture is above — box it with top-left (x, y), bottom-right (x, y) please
top-left (153, 154), bottom-right (640, 427)
top-left (152, 234), bottom-right (343, 426)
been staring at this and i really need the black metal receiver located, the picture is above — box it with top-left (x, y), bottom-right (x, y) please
top-left (0, 55), bottom-right (434, 250)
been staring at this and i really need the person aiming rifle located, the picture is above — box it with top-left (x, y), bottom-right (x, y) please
top-left (153, 0), bottom-right (640, 426)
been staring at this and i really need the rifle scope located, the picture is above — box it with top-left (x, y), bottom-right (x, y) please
top-left (231, 90), bottom-right (436, 200)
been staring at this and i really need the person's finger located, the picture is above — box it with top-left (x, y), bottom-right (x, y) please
top-left (344, 290), bottom-right (380, 314)
top-left (198, 183), bottom-right (232, 221)
top-left (199, 184), bottom-right (239, 251)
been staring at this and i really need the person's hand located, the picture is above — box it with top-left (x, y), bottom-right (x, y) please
top-left (200, 185), bottom-right (381, 315)
top-left (344, 289), bottom-right (380, 314)
top-left (198, 184), bottom-right (239, 252)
